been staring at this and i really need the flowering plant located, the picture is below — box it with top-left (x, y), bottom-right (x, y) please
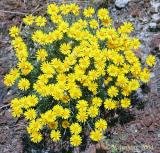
top-left (4, 3), bottom-right (155, 147)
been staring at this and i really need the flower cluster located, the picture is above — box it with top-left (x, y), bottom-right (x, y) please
top-left (4, 3), bottom-right (155, 147)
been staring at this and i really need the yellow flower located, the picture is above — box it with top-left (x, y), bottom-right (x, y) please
top-left (70, 123), bottom-right (82, 135)
top-left (24, 109), bottom-right (37, 120)
top-left (18, 61), bottom-right (33, 75)
top-left (50, 130), bottom-right (61, 142)
top-left (41, 62), bottom-right (55, 75)
top-left (92, 97), bottom-right (102, 107)
top-left (118, 22), bottom-right (134, 34)
top-left (70, 3), bottom-right (80, 16)
top-left (35, 16), bottom-right (47, 27)
top-left (90, 130), bottom-right (103, 142)
top-left (70, 135), bottom-right (82, 147)
top-left (83, 7), bottom-right (95, 17)
top-left (121, 98), bottom-right (131, 108)
top-left (4, 74), bottom-right (16, 87)
top-left (98, 8), bottom-right (109, 20)
top-left (95, 119), bottom-right (107, 131)
top-left (30, 132), bottom-right (42, 143)
top-left (47, 3), bottom-right (59, 15)
top-left (23, 15), bottom-right (35, 25)
top-left (9, 26), bottom-right (20, 37)
top-left (104, 99), bottom-right (117, 110)
top-left (48, 121), bottom-right (58, 129)
top-left (27, 120), bottom-right (43, 134)
top-left (36, 49), bottom-right (48, 61)
top-left (146, 55), bottom-right (156, 67)
top-left (62, 108), bottom-right (70, 119)
top-left (76, 100), bottom-right (88, 111)
top-left (89, 19), bottom-right (98, 29)
top-left (18, 78), bottom-right (30, 90)
top-left (60, 43), bottom-right (71, 55)
top-left (140, 68), bottom-right (151, 83)
top-left (87, 106), bottom-right (98, 118)
top-left (11, 107), bottom-right (23, 118)
top-left (62, 120), bottom-right (70, 128)
top-left (107, 86), bottom-right (119, 98)
top-left (76, 111), bottom-right (88, 123)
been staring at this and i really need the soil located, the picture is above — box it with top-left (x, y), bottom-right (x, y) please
top-left (0, 0), bottom-right (160, 153)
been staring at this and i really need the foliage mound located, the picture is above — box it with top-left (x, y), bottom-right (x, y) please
top-left (4, 3), bottom-right (155, 147)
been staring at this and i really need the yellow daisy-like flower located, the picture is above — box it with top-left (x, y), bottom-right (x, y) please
top-left (90, 130), bottom-right (103, 142)
top-left (87, 106), bottom-right (99, 118)
top-left (107, 86), bottom-right (119, 98)
top-left (146, 55), bottom-right (156, 67)
top-left (98, 8), bottom-right (109, 20)
top-left (35, 16), bottom-right (47, 27)
top-left (76, 100), bottom-right (88, 111)
top-left (89, 19), bottom-right (99, 29)
top-left (50, 130), bottom-right (61, 142)
top-left (60, 43), bottom-right (72, 55)
top-left (4, 69), bottom-right (19, 87)
top-left (70, 123), bottom-right (82, 135)
top-left (92, 97), bottom-right (102, 107)
top-left (24, 108), bottom-right (37, 120)
top-left (9, 26), bottom-right (20, 38)
top-left (70, 135), bottom-right (82, 147)
top-left (95, 119), bottom-right (107, 131)
top-left (18, 78), bottom-right (30, 91)
top-left (118, 22), bottom-right (134, 34)
top-left (36, 49), bottom-right (48, 62)
top-left (76, 111), bottom-right (88, 123)
top-left (30, 132), bottom-right (42, 143)
top-left (104, 99), bottom-right (117, 110)
top-left (48, 121), bottom-right (58, 129)
top-left (83, 7), bottom-right (95, 17)
top-left (62, 108), bottom-right (70, 119)
top-left (121, 98), bottom-right (131, 108)
top-left (62, 120), bottom-right (70, 128)
top-left (23, 15), bottom-right (35, 25)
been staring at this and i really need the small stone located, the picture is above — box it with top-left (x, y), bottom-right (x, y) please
top-left (144, 117), bottom-right (153, 127)
top-left (131, 8), bottom-right (140, 17)
top-left (136, 123), bottom-right (142, 130)
top-left (148, 124), bottom-right (155, 132)
top-left (149, 22), bottom-right (157, 30)
top-left (150, 1), bottom-right (160, 13)
top-left (115, 0), bottom-right (129, 8)
top-left (152, 14), bottom-right (160, 23)
top-left (150, 34), bottom-right (160, 51)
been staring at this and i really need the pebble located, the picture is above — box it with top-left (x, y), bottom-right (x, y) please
top-left (115, 0), bottom-right (129, 8)
top-left (150, 1), bottom-right (160, 13)
top-left (149, 22), bottom-right (157, 30)
top-left (151, 14), bottom-right (160, 23)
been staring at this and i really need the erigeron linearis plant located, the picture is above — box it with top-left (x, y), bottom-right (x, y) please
top-left (4, 3), bottom-right (155, 147)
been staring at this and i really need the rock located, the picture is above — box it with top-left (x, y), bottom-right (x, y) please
top-left (115, 0), bottom-right (129, 8)
top-left (148, 124), bottom-right (155, 132)
top-left (152, 14), bottom-right (160, 23)
top-left (130, 8), bottom-right (140, 17)
top-left (149, 22), bottom-right (157, 31)
top-left (150, 1), bottom-right (160, 13)
top-left (144, 117), bottom-right (153, 127)
top-left (150, 34), bottom-right (160, 51)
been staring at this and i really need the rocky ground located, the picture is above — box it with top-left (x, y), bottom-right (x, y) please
top-left (0, 0), bottom-right (160, 153)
